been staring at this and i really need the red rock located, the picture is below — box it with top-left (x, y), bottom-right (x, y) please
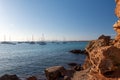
top-left (64, 76), bottom-right (71, 80)
top-left (86, 35), bottom-right (111, 53)
top-left (26, 76), bottom-right (37, 80)
top-left (82, 34), bottom-right (120, 79)
top-left (115, 0), bottom-right (120, 18)
top-left (68, 63), bottom-right (77, 67)
top-left (114, 0), bottom-right (120, 40)
top-left (0, 74), bottom-right (20, 80)
top-left (45, 66), bottom-right (66, 80)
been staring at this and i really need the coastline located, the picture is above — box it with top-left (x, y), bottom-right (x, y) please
top-left (1, 35), bottom-right (120, 80)
top-left (44, 35), bottom-right (120, 80)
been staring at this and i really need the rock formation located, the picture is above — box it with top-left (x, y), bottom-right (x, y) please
top-left (0, 74), bottom-right (20, 80)
top-left (113, 20), bottom-right (120, 40)
top-left (115, 0), bottom-right (120, 18)
top-left (26, 76), bottom-right (37, 80)
top-left (80, 0), bottom-right (120, 79)
top-left (83, 35), bottom-right (120, 78)
top-left (45, 66), bottom-right (67, 80)
top-left (72, 0), bottom-right (120, 79)
top-left (114, 0), bottom-right (120, 40)
top-left (70, 49), bottom-right (88, 55)
top-left (45, 66), bottom-right (75, 80)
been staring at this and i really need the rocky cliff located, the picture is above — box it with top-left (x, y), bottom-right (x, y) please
top-left (80, 0), bottom-right (120, 79)
top-left (82, 35), bottom-right (120, 80)
top-left (114, 0), bottom-right (120, 40)
top-left (115, 0), bottom-right (120, 18)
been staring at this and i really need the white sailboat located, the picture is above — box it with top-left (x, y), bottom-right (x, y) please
top-left (37, 34), bottom-right (46, 45)
top-left (29, 35), bottom-right (35, 44)
top-left (62, 37), bottom-right (67, 44)
top-left (1, 35), bottom-right (16, 45)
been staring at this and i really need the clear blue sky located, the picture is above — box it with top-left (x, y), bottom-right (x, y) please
top-left (0, 0), bottom-right (117, 41)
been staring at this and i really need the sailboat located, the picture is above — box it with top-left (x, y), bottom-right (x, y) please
top-left (37, 34), bottom-right (46, 45)
top-left (29, 35), bottom-right (35, 44)
top-left (1, 35), bottom-right (16, 45)
top-left (62, 37), bottom-right (67, 44)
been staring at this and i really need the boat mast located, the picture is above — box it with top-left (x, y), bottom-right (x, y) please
top-left (4, 35), bottom-right (6, 42)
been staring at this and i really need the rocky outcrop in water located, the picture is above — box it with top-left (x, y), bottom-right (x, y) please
top-left (68, 63), bottom-right (83, 71)
top-left (26, 76), bottom-right (37, 80)
top-left (70, 49), bottom-right (88, 55)
top-left (0, 74), bottom-right (20, 80)
top-left (45, 66), bottom-right (76, 80)
top-left (45, 66), bottom-right (66, 80)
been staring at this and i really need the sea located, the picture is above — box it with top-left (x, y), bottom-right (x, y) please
top-left (0, 41), bottom-right (89, 79)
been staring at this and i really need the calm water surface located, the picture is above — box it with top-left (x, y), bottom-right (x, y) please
top-left (0, 41), bottom-right (88, 79)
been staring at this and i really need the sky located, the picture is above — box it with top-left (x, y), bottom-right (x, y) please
top-left (0, 0), bottom-right (117, 41)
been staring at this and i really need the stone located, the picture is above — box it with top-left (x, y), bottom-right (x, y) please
top-left (68, 63), bottom-right (83, 71)
top-left (70, 50), bottom-right (81, 54)
top-left (114, 39), bottom-right (120, 48)
top-left (64, 76), bottom-right (71, 80)
top-left (73, 65), bottom-right (83, 71)
top-left (115, 0), bottom-right (120, 18)
top-left (45, 66), bottom-right (66, 80)
top-left (98, 35), bottom-right (110, 41)
top-left (113, 20), bottom-right (120, 39)
top-left (82, 33), bottom-right (120, 79)
top-left (26, 76), bottom-right (37, 80)
top-left (86, 35), bottom-right (111, 53)
top-left (70, 49), bottom-right (88, 55)
top-left (68, 63), bottom-right (77, 67)
top-left (83, 38), bottom-right (120, 75)
top-left (0, 74), bottom-right (20, 80)
top-left (114, 0), bottom-right (120, 40)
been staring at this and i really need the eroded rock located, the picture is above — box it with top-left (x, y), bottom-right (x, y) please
top-left (73, 65), bottom-right (83, 71)
top-left (64, 76), bottom-right (71, 80)
top-left (26, 76), bottom-right (37, 80)
top-left (0, 74), bottom-right (20, 80)
top-left (86, 35), bottom-right (111, 53)
top-left (83, 34), bottom-right (120, 79)
top-left (70, 49), bottom-right (88, 55)
top-left (68, 63), bottom-right (77, 67)
top-left (114, 0), bottom-right (120, 40)
top-left (45, 66), bottom-right (66, 80)
top-left (115, 0), bottom-right (120, 18)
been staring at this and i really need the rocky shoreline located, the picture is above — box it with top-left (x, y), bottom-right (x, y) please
top-left (0, 0), bottom-right (120, 80)
top-left (0, 74), bottom-right (47, 80)
top-left (1, 34), bottom-right (119, 80)
top-left (44, 35), bottom-right (120, 80)
top-left (1, 34), bottom-right (120, 80)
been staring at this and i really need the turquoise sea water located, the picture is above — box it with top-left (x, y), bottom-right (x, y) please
top-left (0, 41), bottom-right (88, 79)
